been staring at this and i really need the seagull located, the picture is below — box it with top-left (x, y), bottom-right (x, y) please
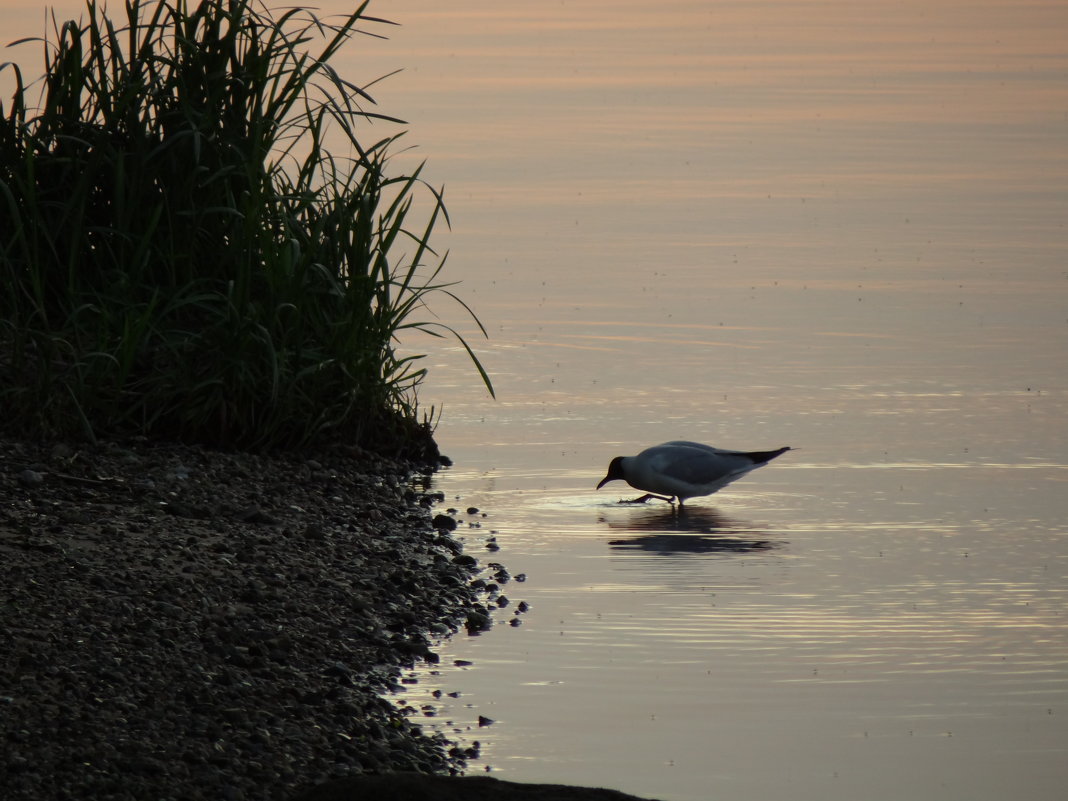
top-left (597, 441), bottom-right (793, 506)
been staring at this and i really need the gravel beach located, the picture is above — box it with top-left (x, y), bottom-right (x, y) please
top-left (0, 436), bottom-right (500, 800)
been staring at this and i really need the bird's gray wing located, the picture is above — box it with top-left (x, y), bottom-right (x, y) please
top-left (660, 441), bottom-right (748, 457)
top-left (653, 448), bottom-right (752, 485)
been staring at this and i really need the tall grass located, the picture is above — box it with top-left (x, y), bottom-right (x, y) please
top-left (0, 0), bottom-right (491, 453)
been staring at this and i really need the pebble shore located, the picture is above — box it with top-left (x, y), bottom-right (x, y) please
top-left (0, 436), bottom-right (499, 800)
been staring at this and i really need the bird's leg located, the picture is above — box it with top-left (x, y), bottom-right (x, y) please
top-left (619, 493), bottom-right (676, 505)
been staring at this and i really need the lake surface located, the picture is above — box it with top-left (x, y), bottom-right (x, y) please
top-left (3, 1), bottom-right (1066, 799)
top-left (377, 3), bottom-right (1068, 800)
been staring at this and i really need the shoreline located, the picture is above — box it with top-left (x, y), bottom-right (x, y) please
top-left (1, 435), bottom-right (660, 801)
top-left (0, 435), bottom-right (494, 799)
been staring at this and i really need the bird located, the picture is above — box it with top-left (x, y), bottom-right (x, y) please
top-left (597, 441), bottom-right (793, 506)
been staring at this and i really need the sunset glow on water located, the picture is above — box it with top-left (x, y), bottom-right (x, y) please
top-left (3, 1), bottom-right (1065, 798)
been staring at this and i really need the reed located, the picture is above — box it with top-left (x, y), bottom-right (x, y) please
top-left (0, 0), bottom-right (491, 452)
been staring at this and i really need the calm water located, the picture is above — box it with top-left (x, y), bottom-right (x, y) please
top-left (3, 1), bottom-right (1066, 799)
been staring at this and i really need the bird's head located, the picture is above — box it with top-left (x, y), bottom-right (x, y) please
top-left (596, 456), bottom-right (626, 489)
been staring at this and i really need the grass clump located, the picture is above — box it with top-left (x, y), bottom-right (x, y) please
top-left (0, 0), bottom-right (491, 454)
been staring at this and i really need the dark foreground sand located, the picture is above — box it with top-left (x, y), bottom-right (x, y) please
top-left (0, 437), bottom-right (659, 800)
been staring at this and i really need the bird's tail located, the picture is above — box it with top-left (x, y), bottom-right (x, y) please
top-left (747, 446), bottom-right (793, 464)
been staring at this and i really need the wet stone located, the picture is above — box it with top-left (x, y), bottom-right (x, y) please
top-left (432, 513), bottom-right (458, 531)
top-left (17, 469), bottom-right (44, 488)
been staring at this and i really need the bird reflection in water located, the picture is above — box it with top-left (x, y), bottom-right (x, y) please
top-left (601, 505), bottom-right (778, 555)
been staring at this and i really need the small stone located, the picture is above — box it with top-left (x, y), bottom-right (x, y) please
top-left (17, 469), bottom-right (44, 488)
top-left (238, 507), bottom-right (278, 525)
top-left (432, 514), bottom-right (457, 531)
top-left (50, 443), bottom-right (75, 461)
top-left (302, 524), bottom-right (326, 541)
top-left (464, 610), bottom-right (492, 634)
top-left (163, 501), bottom-right (210, 519)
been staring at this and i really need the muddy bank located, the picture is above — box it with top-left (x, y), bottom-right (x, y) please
top-left (0, 437), bottom-right (500, 799)
top-left (296, 773), bottom-right (663, 800)
top-left (0, 436), bottom-right (661, 801)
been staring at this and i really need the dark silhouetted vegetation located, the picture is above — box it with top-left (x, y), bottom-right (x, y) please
top-left (0, 0), bottom-right (491, 452)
